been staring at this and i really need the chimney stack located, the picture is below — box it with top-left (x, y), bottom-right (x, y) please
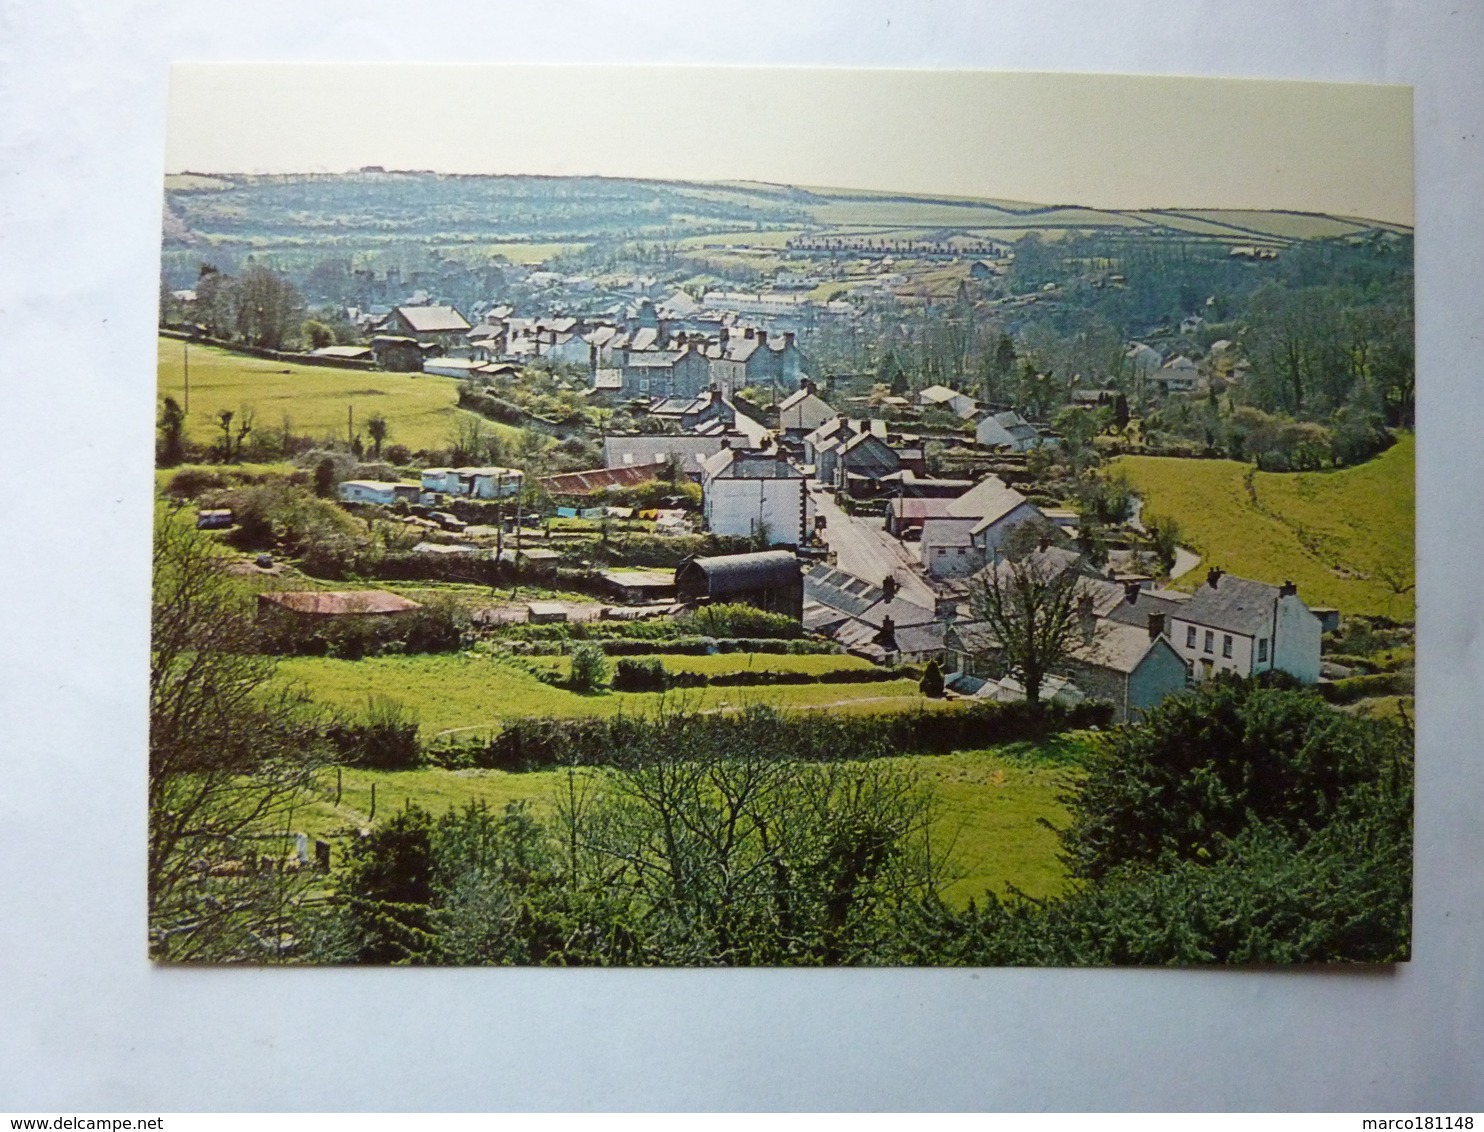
top-left (1279, 579), bottom-right (1297, 598)
top-left (882, 575), bottom-right (898, 603)
top-left (1038, 534), bottom-right (1051, 553)
top-left (1123, 580), bottom-right (1142, 604)
top-left (935, 596), bottom-right (959, 622)
top-left (784, 331), bottom-right (795, 348)
top-left (1147, 612), bottom-right (1166, 640)
top-left (745, 327), bottom-right (755, 340)
top-left (1207, 566), bottom-right (1224, 589)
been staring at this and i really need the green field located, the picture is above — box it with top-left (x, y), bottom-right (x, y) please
top-left (157, 336), bottom-right (515, 452)
top-left (278, 653), bottom-right (956, 738)
top-left (1113, 434), bottom-right (1414, 618)
top-left (294, 743), bottom-right (1082, 906)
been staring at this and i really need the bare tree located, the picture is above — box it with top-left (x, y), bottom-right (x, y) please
top-left (966, 548), bottom-right (1086, 707)
top-left (149, 514), bottom-right (326, 961)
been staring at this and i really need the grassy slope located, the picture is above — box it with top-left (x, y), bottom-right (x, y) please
top-left (1113, 434), bottom-right (1414, 619)
top-left (295, 743), bottom-right (1081, 907)
top-left (277, 653), bottom-right (956, 738)
top-left (157, 336), bottom-right (516, 452)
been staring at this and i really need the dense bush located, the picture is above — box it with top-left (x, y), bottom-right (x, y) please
top-left (919, 660), bottom-right (946, 698)
top-left (567, 644), bottom-right (610, 693)
top-left (611, 657), bottom-right (670, 693)
top-left (1060, 675), bottom-right (1412, 882)
top-left (324, 697), bottom-right (421, 769)
top-left (425, 700), bottom-right (1111, 773)
top-left (676, 603), bottom-right (803, 640)
top-left (1318, 672), bottom-right (1414, 704)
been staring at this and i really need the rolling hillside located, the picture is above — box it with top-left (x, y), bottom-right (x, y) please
top-left (1113, 435), bottom-right (1414, 620)
top-left (156, 336), bottom-right (513, 452)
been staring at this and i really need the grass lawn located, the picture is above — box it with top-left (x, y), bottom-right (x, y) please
top-left (277, 652), bottom-right (956, 737)
top-left (294, 741), bottom-right (1085, 907)
top-left (522, 651), bottom-right (874, 681)
top-left (1112, 434), bottom-right (1414, 619)
top-left (157, 336), bottom-right (518, 453)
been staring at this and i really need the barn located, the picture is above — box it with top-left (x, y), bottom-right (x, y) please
top-left (674, 551), bottom-right (804, 622)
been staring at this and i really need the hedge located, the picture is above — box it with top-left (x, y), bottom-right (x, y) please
top-left (423, 700), bottom-right (1114, 773)
top-left (1318, 672), bottom-right (1415, 705)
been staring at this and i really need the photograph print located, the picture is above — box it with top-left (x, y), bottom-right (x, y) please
top-left (151, 66), bottom-right (1415, 966)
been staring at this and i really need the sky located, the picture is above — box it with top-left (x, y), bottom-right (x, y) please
top-left (167, 65), bottom-right (1414, 226)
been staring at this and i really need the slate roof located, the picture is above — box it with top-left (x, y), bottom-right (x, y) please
top-left (1067, 619), bottom-right (1164, 675)
top-left (394, 305), bottom-right (471, 333)
top-left (702, 449), bottom-right (801, 480)
top-left (802, 564), bottom-right (936, 629)
top-left (945, 475), bottom-right (1030, 521)
top-left (1175, 574), bottom-right (1288, 636)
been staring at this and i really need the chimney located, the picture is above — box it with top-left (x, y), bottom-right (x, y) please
top-left (784, 331), bottom-right (795, 349)
top-left (1077, 592), bottom-right (1096, 641)
top-left (1037, 534), bottom-right (1051, 553)
top-left (1147, 612), bottom-right (1166, 640)
top-left (1279, 579), bottom-right (1297, 598)
top-left (882, 575), bottom-right (898, 603)
top-left (1123, 580), bottom-right (1142, 604)
top-left (874, 614), bottom-right (898, 649)
top-left (745, 327), bottom-right (755, 340)
top-left (676, 331), bottom-right (687, 347)
top-left (935, 596), bottom-right (958, 622)
top-left (1206, 566), bottom-right (1224, 589)
top-left (720, 326), bottom-right (730, 348)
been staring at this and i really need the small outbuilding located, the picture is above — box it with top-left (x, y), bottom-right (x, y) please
top-left (674, 550), bottom-right (804, 622)
top-left (256, 590), bottom-right (422, 621)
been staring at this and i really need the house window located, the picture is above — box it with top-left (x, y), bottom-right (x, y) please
top-left (1203, 630), bottom-right (1214, 654)
top-left (936, 548), bottom-right (946, 556)
top-left (1185, 626), bottom-right (1197, 649)
top-left (1258, 638), bottom-right (1269, 663)
top-left (1222, 635), bottom-right (1233, 658)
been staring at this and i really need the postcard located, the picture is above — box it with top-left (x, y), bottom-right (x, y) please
top-left (151, 65), bottom-right (1413, 966)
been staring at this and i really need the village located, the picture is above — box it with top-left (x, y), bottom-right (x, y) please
top-left (150, 168), bottom-right (1416, 969)
top-left (180, 283), bottom-right (1339, 729)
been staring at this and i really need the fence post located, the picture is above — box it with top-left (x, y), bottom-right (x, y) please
top-left (369, 781), bottom-right (376, 820)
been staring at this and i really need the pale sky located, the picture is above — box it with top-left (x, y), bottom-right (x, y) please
top-left (168, 65), bottom-right (1414, 226)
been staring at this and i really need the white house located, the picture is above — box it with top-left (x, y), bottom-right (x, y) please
top-left (1107, 568), bottom-right (1322, 684)
top-left (338, 480), bottom-right (421, 506)
top-left (918, 384), bottom-right (978, 419)
top-left (701, 448), bottom-right (814, 546)
top-left (919, 474), bottom-right (1045, 579)
top-left (1152, 355), bottom-right (1200, 395)
top-left (975, 410), bottom-right (1041, 452)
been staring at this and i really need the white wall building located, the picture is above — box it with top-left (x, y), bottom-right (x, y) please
top-left (338, 480), bottom-right (421, 506)
top-left (701, 448), bottom-right (814, 545)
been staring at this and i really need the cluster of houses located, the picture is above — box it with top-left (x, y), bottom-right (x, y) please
top-left (661, 544), bottom-right (1322, 723)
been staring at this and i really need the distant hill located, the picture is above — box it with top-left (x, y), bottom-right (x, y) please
top-left (161, 171), bottom-right (1409, 255)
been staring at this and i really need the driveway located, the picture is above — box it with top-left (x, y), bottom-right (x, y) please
top-left (809, 484), bottom-right (938, 607)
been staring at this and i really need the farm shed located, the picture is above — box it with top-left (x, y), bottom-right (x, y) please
top-left (675, 550), bottom-right (804, 622)
top-left (599, 570), bottom-right (678, 604)
top-left (526, 602), bottom-right (568, 624)
top-left (256, 590), bottom-right (422, 622)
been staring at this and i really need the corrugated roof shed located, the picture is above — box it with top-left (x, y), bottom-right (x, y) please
top-left (258, 590), bottom-right (422, 616)
top-left (678, 551), bottom-right (802, 595)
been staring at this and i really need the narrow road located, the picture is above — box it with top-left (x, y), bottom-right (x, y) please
top-left (809, 484), bottom-right (938, 607)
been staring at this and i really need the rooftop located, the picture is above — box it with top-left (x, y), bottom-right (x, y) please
top-left (258, 590), bottom-right (422, 616)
